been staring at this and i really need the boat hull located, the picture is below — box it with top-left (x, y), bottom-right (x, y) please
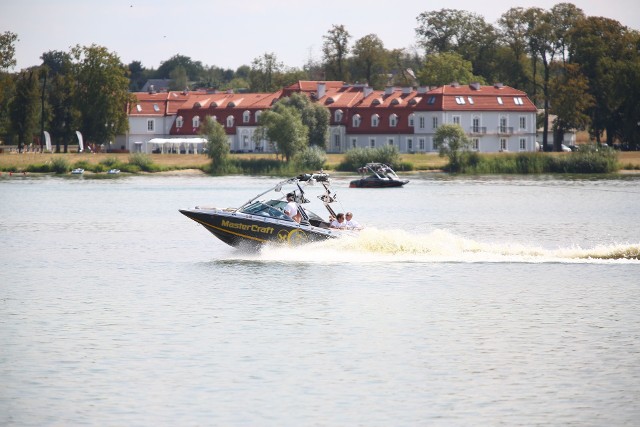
top-left (179, 208), bottom-right (337, 249)
top-left (349, 178), bottom-right (409, 188)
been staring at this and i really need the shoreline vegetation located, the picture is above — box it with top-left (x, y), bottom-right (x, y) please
top-left (1, 150), bottom-right (640, 176)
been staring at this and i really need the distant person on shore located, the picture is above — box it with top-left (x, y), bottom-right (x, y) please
top-left (345, 212), bottom-right (362, 230)
top-left (330, 213), bottom-right (347, 229)
top-left (284, 193), bottom-right (301, 223)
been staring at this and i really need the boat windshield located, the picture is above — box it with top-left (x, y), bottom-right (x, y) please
top-left (239, 201), bottom-right (292, 221)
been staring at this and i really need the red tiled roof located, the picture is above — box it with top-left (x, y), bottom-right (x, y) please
top-left (431, 84), bottom-right (537, 112)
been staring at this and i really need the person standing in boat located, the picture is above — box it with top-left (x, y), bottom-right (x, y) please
top-left (284, 193), bottom-right (301, 223)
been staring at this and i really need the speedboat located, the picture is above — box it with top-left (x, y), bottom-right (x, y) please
top-left (180, 172), bottom-right (348, 250)
top-left (71, 168), bottom-right (84, 174)
top-left (349, 163), bottom-right (408, 188)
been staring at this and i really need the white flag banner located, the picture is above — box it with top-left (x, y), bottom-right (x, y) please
top-left (76, 131), bottom-right (84, 153)
top-left (43, 131), bottom-right (52, 152)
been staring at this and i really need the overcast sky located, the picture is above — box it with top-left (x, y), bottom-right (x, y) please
top-left (2, 0), bottom-right (639, 72)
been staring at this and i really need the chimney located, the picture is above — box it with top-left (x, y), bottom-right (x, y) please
top-left (450, 82), bottom-right (460, 88)
top-left (363, 86), bottom-right (373, 98)
top-left (494, 82), bottom-right (504, 89)
top-left (470, 82), bottom-right (481, 91)
top-left (417, 86), bottom-right (428, 94)
top-left (317, 82), bottom-right (326, 99)
top-left (402, 87), bottom-right (411, 94)
top-left (385, 86), bottom-right (394, 95)
top-left (148, 84), bottom-right (156, 94)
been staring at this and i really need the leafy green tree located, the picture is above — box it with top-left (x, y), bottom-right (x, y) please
top-left (249, 52), bottom-right (283, 92)
top-left (128, 60), bottom-right (150, 91)
top-left (257, 104), bottom-right (308, 162)
top-left (417, 52), bottom-right (484, 86)
top-left (549, 63), bottom-right (594, 150)
top-left (322, 24), bottom-right (351, 81)
top-left (9, 68), bottom-right (40, 151)
top-left (168, 65), bottom-right (188, 90)
top-left (352, 34), bottom-right (388, 88)
top-left (201, 116), bottom-right (230, 172)
top-left (434, 124), bottom-right (471, 172)
top-left (277, 92), bottom-right (330, 149)
top-left (41, 50), bottom-right (80, 152)
top-left (497, 7), bottom-right (534, 91)
top-left (71, 44), bottom-right (133, 147)
top-left (0, 31), bottom-right (18, 70)
top-left (155, 54), bottom-right (204, 82)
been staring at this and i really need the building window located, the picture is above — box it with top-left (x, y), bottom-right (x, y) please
top-left (255, 110), bottom-right (262, 123)
top-left (408, 113), bottom-right (415, 127)
top-left (427, 96), bottom-right (436, 104)
top-left (192, 116), bottom-right (200, 128)
top-left (500, 117), bottom-right (507, 133)
top-left (419, 116), bottom-right (425, 129)
top-left (419, 138), bottom-right (425, 150)
top-left (370, 138), bottom-right (376, 148)
top-left (472, 138), bottom-right (479, 151)
top-left (147, 119), bottom-right (154, 131)
top-left (176, 116), bottom-right (183, 128)
top-left (153, 103), bottom-right (160, 112)
top-left (453, 116), bottom-right (461, 125)
top-left (243, 135), bottom-right (249, 147)
top-left (353, 114), bottom-right (361, 127)
top-left (455, 96), bottom-right (465, 105)
top-left (351, 138), bottom-right (357, 148)
top-left (472, 117), bottom-right (480, 133)
top-left (514, 97), bottom-right (524, 105)
top-left (334, 134), bottom-right (340, 148)
top-left (335, 109), bottom-right (343, 122)
top-left (388, 138), bottom-right (394, 146)
top-left (467, 97), bottom-right (474, 105)
top-left (407, 138), bottom-right (413, 151)
top-left (226, 116), bottom-right (234, 127)
top-left (432, 116), bottom-right (438, 130)
top-left (519, 116), bottom-right (526, 130)
top-left (520, 138), bottom-right (526, 151)
top-left (389, 114), bottom-right (398, 127)
top-left (500, 138), bottom-right (507, 151)
top-left (371, 114), bottom-right (379, 127)
top-left (243, 110), bottom-right (250, 123)
top-left (497, 97), bottom-right (504, 105)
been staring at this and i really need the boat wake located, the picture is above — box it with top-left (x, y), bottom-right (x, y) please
top-left (251, 228), bottom-right (640, 264)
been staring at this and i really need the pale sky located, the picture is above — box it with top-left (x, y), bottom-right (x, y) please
top-left (2, 0), bottom-right (639, 72)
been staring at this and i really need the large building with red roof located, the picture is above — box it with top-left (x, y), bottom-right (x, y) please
top-left (123, 81), bottom-right (537, 154)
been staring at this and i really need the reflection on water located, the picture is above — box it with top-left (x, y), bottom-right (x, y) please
top-left (1, 174), bottom-right (639, 426)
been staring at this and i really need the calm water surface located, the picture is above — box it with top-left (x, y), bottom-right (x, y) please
top-left (1, 173), bottom-right (639, 426)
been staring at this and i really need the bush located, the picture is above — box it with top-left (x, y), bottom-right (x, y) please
top-left (294, 146), bottom-right (327, 170)
top-left (50, 157), bottom-right (71, 174)
top-left (128, 153), bottom-right (156, 172)
top-left (337, 145), bottom-right (402, 171)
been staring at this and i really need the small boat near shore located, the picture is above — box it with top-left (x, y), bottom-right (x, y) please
top-left (107, 169), bottom-right (120, 174)
top-left (180, 172), bottom-right (351, 250)
top-left (349, 163), bottom-right (409, 188)
top-left (71, 168), bottom-right (84, 175)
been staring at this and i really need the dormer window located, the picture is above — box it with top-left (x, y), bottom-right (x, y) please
top-left (243, 110), bottom-right (250, 123)
top-left (371, 114), bottom-right (380, 127)
top-left (389, 114), bottom-right (398, 127)
top-left (371, 98), bottom-right (382, 106)
top-left (408, 113), bottom-right (415, 127)
top-left (352, 114), bottom-right (361, 128)
top-left (194, 102), bottom-right (202, 108)
top-left (192, 116), bottom-right (200, 128)
top-left (255, 110), bottom-right (262, 122)
top-left (390, 98), bottom-right (400, 105)
top-left (335, 109), bottom-right (343, 122)
top-left (427, 96), bottom-right (436, 105)
top-left (226, 115), bottom-right (234, 127)
top-left (176, 116), bottom-right (184, 128)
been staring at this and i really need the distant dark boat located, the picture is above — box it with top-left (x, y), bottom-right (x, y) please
top-left (180, 172), bottom-right (350, 250)
top-left (349, 163), bottom-right (409, 188)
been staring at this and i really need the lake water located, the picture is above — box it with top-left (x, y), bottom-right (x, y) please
top-left (1, 172), bottom-right (639, 426)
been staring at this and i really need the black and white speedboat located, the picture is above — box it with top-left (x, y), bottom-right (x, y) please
top-left (180, 172), bottom-right (347, 250)
top-left (349, 163), bottom-right (409, 188)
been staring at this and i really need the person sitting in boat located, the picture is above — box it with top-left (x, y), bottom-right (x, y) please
top-left (330, 213), bottom-right (347, 229)
top-left (284, 193), bottom-right (301, 223)
top-left (345, 212), bottom-right (362, 230)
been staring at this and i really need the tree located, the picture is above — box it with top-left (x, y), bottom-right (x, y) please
top-left (41, 50), bottom-right (79, 152)
top-left (168, 65), bottom-right (188, 90)
top-left (322, 24), bottom-right (351, 81)
top-left (257, 104), bottom-right (308, 162)
top-left (249, 52), bottom-right (283, 92)
top-left (417, 52), bottom-right (484, 86)
top-left (201, 116), bottom-right (229, 172)
top-left (277, 92), bottom-right (330, 149)
top-left (434, 124), bottom-right (471, 172)
top-left (352, 34), bottom-right (388, 88)
top-left (155, 54), bottom-right (204, 82)
top-left (0, 31), bottom-right (18, 71)
top-left (71, 44), bottom-right (133, 147)
top-left (549, 63), bottom-right (594, 150)
top-left (128, 60), bottom-right (149, 91)
top-left (9, 68), bottom-right (40, 152)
